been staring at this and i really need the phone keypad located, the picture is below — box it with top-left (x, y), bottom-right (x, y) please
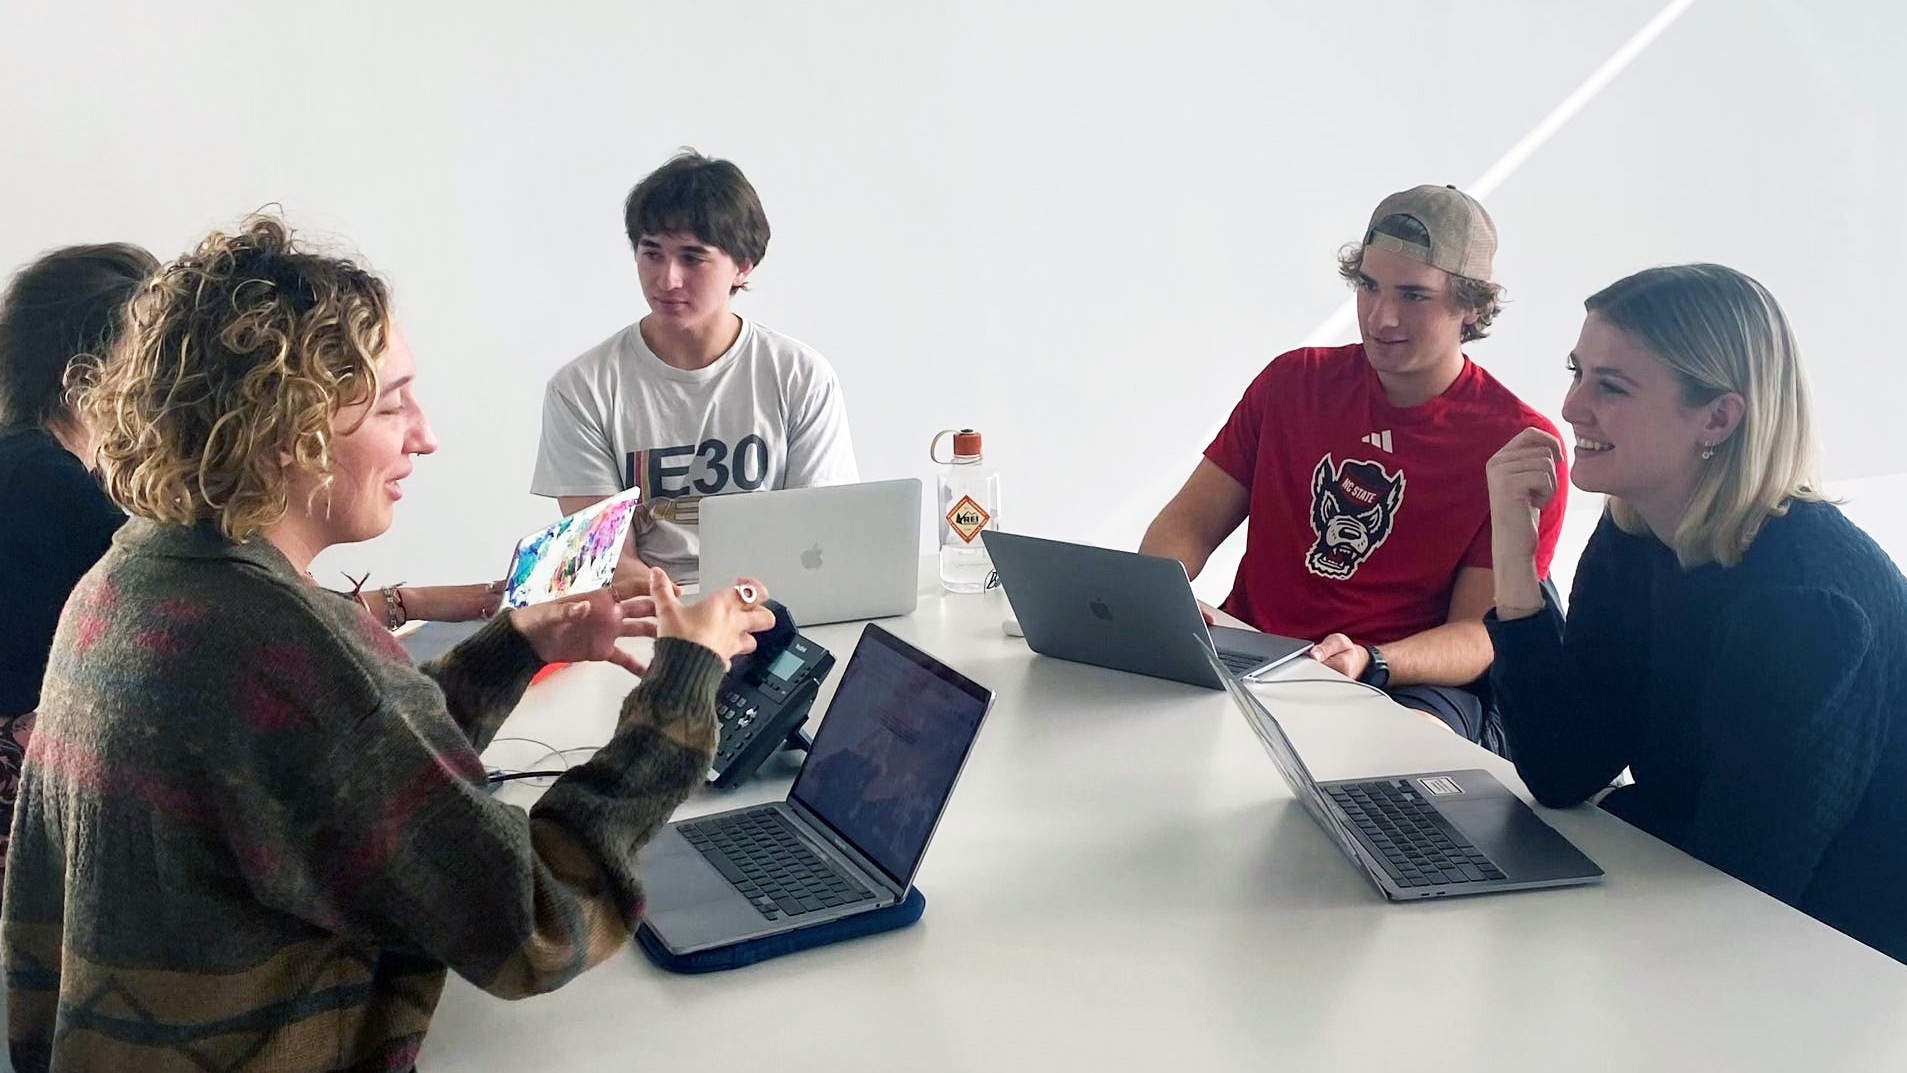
top-left (709, 690), bottom-right (767, 781)
top-left (702, 637), bottom-right (833, 788)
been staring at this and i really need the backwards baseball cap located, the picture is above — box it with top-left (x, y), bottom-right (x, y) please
top-left (1362, 184), bottom-right (1497, 282)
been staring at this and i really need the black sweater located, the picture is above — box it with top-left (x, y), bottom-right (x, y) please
top-left (1488, 500), bottom-right (1907, 963)
top-left (0, 427), bottom-right (124, 715)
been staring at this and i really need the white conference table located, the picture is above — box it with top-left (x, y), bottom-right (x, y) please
top-left (422, 563), bottom-right (1907, 1072)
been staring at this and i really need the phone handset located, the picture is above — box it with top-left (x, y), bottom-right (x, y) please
top-left (707, 599), bottom-right (835, 788)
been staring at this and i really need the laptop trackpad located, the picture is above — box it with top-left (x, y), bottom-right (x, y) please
top-left (637, 827), bottom-right (769, 952)
top-left (1431, 780), bottom-right (1600, 882)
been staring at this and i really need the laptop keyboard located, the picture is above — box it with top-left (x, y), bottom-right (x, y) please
top-left (678, 807), bottom-right (878, 921)
top-left (1326, 780), bottom-right (1507, 887)
top-left (1216, 649), bottom-right (1263, 674)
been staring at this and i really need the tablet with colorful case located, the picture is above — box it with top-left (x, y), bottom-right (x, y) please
top-left (500, 487), bottom-right (642, 611)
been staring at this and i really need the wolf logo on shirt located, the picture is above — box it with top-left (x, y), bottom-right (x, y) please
top-left (1305, 454), bottom-right (1405, 580)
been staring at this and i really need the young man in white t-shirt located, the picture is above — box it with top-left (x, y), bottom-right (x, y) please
top-left (532, 150), bottom-right (859, 586)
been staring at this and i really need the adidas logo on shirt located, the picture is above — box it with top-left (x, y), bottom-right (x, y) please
top-left (1360, 430), bottom-right (1394, 453)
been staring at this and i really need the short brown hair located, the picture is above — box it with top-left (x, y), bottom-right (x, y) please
top-left (623, 149), bottom-right (769, 293)
top-left (1337, 214), bottom-right (1504, 342)
top-left (0, 243), bottom-right (157, 430)
top-left (84, 215), bottom-right (391, 541)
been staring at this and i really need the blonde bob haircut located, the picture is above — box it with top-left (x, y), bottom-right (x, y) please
top-left (1586, 263), bottom-right (1822, 569)
top-left (84, 216), bottom-right (392, 542)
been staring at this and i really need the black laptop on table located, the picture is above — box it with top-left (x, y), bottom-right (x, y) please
top-left (636, 623), bottom-right (994, 955)
top-left (1204, 647), bottom-right (1602, 899)
top-left (981, 530), bottom-right (1312, 690)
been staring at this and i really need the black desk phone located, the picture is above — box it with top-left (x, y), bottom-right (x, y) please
top-left (709, 599), bottom-right (834, 788)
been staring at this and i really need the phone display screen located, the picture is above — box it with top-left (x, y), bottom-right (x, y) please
top-left (765, 648), bottom-right (805, 682)
top-left (500, 487), bottom-right (642, 611)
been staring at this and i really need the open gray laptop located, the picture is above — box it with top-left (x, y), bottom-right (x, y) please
top-left (1203, 647), bottom-right (1602, 899)
top-left (637, 623), bottom-right (993, 954)
top-left (699, 479), bottom-right (921, 627)
top-left (982, 531), bottom-right (1311, 690)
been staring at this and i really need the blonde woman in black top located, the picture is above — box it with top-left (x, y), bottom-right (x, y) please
top-left (1485, 264), bottom-right (1907, 962)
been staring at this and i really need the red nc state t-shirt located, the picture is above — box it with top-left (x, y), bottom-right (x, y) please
top-left (1205, 344), bottom-right (1567, 646)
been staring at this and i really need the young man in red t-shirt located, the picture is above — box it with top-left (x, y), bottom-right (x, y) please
top-left (1140, 185), bottom-right (1567, 755)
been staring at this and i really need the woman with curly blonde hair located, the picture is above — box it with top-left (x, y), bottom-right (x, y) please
top-left (4, 216), bottom-right (775, 1072)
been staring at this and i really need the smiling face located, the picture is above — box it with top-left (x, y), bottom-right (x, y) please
top-left (1353, 243), bottom-right (1475, 393)
top-left (637, 231), bottom-right (752, 333)
top-left (286, 322), bottom-right (437, 547)
top-left (1562, 312), bottom-right (1738, 524)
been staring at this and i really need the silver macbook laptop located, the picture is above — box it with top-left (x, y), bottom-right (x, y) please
top-left (636, 623), bottom-right (993, 954)
top-left (981, 531), bottom-right (1312, 690)
top-left (1203, 647), bottom-right (1603, 899)
top-left (699, 478), bottom-right (921, 626)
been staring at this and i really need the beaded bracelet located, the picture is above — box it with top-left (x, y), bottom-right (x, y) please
top-left (380, 584), bottom-right (408, 630)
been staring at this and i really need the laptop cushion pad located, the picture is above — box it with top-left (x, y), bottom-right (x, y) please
top-left (635, 887), bottom-right (926, 974)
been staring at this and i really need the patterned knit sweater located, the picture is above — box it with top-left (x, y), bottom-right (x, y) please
top-left (4, 518), bottom-right (724, 1072)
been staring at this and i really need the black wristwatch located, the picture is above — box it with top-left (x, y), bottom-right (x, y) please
top-left (1358, 644), bottom-right (1390, 689)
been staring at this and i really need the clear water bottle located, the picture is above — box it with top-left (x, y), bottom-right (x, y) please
top-left (931, 428), bottom-right (1001, 593)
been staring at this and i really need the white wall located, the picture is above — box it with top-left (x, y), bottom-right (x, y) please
top-left (3, 0), bottom-right (1903, 598)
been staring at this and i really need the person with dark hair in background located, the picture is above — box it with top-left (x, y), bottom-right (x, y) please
top-left (0, 243), bottom-right (154, 863)
top-left (0, 243), bottom-right (152, 715)
top-left (1485, 263), bottom-right (1907, 962)
top-left (1141, 186), bottom-right (1567, 754)
top-left (533, 148), bottom-right (859, 587)
top-left (4, 216), bottom-right (777, 1071)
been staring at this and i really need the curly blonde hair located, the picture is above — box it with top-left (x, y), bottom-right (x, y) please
top-left (83, 215), bottom-right (391, 542)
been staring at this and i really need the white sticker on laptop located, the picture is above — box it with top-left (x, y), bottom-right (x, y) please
top-left (1419, 776), bottom-right (1464, 796)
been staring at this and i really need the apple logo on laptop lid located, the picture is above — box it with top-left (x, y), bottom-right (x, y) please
top-left (1090, 598), bottom-right (1113, 621)
top-left (801, 543), bottom-right (825, 571)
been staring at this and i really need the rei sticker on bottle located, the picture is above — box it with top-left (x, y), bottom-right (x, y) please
top-left (946, 495), bottom-right (990, 543)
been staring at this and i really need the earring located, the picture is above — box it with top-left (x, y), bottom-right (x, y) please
top-left (1700, 444), bottom-right (1716, 460)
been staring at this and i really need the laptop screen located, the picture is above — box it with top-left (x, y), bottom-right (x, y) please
top-left (791, 624), bottom-right (991, 887)
top-left (1203, 646), bottom-right (1360, 853)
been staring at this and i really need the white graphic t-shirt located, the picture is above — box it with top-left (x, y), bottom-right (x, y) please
top-left (531, 317), bottom-right (860, 585)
